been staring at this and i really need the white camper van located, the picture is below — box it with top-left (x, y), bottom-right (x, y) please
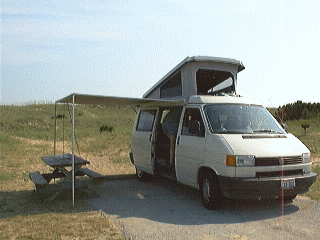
top-left (130, 56), bottom-right (317, 209)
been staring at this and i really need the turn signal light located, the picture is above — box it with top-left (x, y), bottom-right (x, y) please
top-left (226, 155), bottom-right (236, 166)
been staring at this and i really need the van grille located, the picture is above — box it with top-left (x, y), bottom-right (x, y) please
top-left (255, 156), bottom-right (302, 166)
top-left (256, 169), bottom-right (303, 178)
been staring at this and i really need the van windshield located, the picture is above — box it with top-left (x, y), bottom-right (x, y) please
top-left (204, 104), bottom-right (286, 134)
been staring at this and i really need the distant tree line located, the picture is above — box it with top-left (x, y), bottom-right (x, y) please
top-left (276, 101), bottom-right (320, 121)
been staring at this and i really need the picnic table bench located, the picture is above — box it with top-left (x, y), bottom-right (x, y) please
top-left (29, 171), bottom-right (49, 187)
top-left (78, 167), bottom-right (105, 180)
top-left (29, 153), bottom-right (105, 193)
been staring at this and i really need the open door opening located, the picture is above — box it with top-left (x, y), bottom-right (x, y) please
top-left (154, 107), bottom-right (183, 179)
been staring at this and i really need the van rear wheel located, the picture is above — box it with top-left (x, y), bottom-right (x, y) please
top-left (200, 172), bottom-right (223, 210)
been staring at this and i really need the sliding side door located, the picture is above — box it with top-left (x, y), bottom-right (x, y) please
top-left (131, 108), bottom-right (158, 174)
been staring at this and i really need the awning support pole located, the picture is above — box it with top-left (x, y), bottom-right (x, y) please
top-left (72, 94), bottom-right (75, 207)
top-left (54, 102), bottom-right (57, 156)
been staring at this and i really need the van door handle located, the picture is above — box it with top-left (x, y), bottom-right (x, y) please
top-left (149, 134), bottom-right (152, 141)
top-left (177, 136), bottom-right (181, 145)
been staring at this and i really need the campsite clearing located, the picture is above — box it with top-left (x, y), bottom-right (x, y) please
top-left (0, 104), bottom-right (319, 239)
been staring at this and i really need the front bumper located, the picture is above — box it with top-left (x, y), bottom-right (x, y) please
top-left (218, 172), bottom-right (318, 199)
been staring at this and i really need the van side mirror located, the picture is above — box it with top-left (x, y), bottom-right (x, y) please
top-left (189, 121), bottom-right (201, 135)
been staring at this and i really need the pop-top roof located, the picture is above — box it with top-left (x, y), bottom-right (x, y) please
top-left (143, 56), bottom-right (245, 99)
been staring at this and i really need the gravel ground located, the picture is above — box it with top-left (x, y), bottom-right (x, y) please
top-left (89, 177), bottom-right (320, 240)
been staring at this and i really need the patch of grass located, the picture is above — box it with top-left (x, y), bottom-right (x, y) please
top-left (1, 104), bottom-right (319, 239)
top-left (1, 194), bottom-right (124, 240)
top-left (1, 104), bottom-right (135, 239)
top-left (285, 117), bottom-right (320, 158)
top-left (303, 166), bottom-right (320, 200)
top-left (0, 105), bottom-right (55, 140)
top-left (281, 116), bottom-right (320, 200)
top-left (0, 172), bottom-right (16, 181)
top-left (1, 211), bottom-right (124, 240)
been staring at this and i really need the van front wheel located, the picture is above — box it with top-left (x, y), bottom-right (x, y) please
top-left (200, 173), bottom-right (223, 210)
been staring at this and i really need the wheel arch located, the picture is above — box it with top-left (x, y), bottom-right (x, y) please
top-left (198, 166), bottom-right (218, 188)
top-left (198, 166), bottom-right (224, 209)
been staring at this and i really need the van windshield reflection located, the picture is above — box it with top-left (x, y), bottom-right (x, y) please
top-left (204, 104), bottom-right (285, 134)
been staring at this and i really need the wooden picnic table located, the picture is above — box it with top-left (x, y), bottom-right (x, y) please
top-left (41, 153), bottom-right (90, 182)
top-left (42, 153), bottom-right (90, 167)
top-left (29, 153), bottom-right (104, 196)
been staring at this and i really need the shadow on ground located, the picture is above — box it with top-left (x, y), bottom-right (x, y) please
top-left (1, 174), bottom-right (300, 225)
top-left (0, 174), bottom-right (139, 219)
top-left (89, 176), bottom-right (300, 226)
top-left (0, 177), bottom-right (118, 219)
top-left (0, 188), bottom-right (91, 219)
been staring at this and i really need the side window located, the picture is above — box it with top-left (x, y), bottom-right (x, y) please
top-left (182, 108), bottom-right (205, 137)
top-left (136, 110), bottom-right (157, 132)
top-left (196, 69), bottom-right (234, 95)
top-left (160, 72), bottom-right (182, 98)
top-left (161, 108), bottom-right (183, 135)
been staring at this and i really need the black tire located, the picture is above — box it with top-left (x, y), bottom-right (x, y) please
top-left (200, 172), bottom-right (223, 210)
top-left (135, 168), bottom-right (150, 181)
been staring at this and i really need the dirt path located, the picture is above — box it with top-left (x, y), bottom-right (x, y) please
top-left (89, 177), bottom-right (320, 240)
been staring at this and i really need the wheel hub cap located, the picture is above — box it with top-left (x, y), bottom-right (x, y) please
top-left (203, 179), bottom-right (210, 203)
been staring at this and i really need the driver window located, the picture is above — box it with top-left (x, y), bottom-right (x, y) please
top-left (182, 108), bottom-right (205, 137)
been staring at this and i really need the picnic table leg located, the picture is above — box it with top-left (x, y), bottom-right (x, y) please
top-left (52, 166), bottom-right (83, 184)
top-left (56, 167), bottom-right (73, 182)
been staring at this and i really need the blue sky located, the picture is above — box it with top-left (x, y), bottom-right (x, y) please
top-left (1, 0), bottom-right (320, 106)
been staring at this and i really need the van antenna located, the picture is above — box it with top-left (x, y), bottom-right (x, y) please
top-left (132, 106), bottom-right (138, 114)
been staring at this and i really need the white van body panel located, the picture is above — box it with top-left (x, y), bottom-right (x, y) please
top-left (221, 133), bottom-right (309, 157)
top-left (131, 108), bottom-right (159, 175)
top-left (175, 134), bottom-right (206, 187)
top-left (131, 130), bottom-right (154, 174)
top-left (175, 106), bottom-right (206, 187)
top-left (203, 134), bottom-right (235, 176)
top-left (219, 133), bottom-right (311, 178)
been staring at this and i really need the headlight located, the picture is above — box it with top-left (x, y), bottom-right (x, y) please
top-left (226, 155), bottom-right (255, 167)
top-left (302, 153), bottom-right (311, 163)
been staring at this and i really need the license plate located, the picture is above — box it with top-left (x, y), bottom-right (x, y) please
top-left (281, 178), bottom-right (296, 189)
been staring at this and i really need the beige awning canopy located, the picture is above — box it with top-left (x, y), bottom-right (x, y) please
top-left (56, 93), bottom-right (185, 107)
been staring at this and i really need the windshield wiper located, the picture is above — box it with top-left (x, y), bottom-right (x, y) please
top-left (253, 130), bottom-right (282, 134)
top-left (217, 130), bottom-right (248, 134)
